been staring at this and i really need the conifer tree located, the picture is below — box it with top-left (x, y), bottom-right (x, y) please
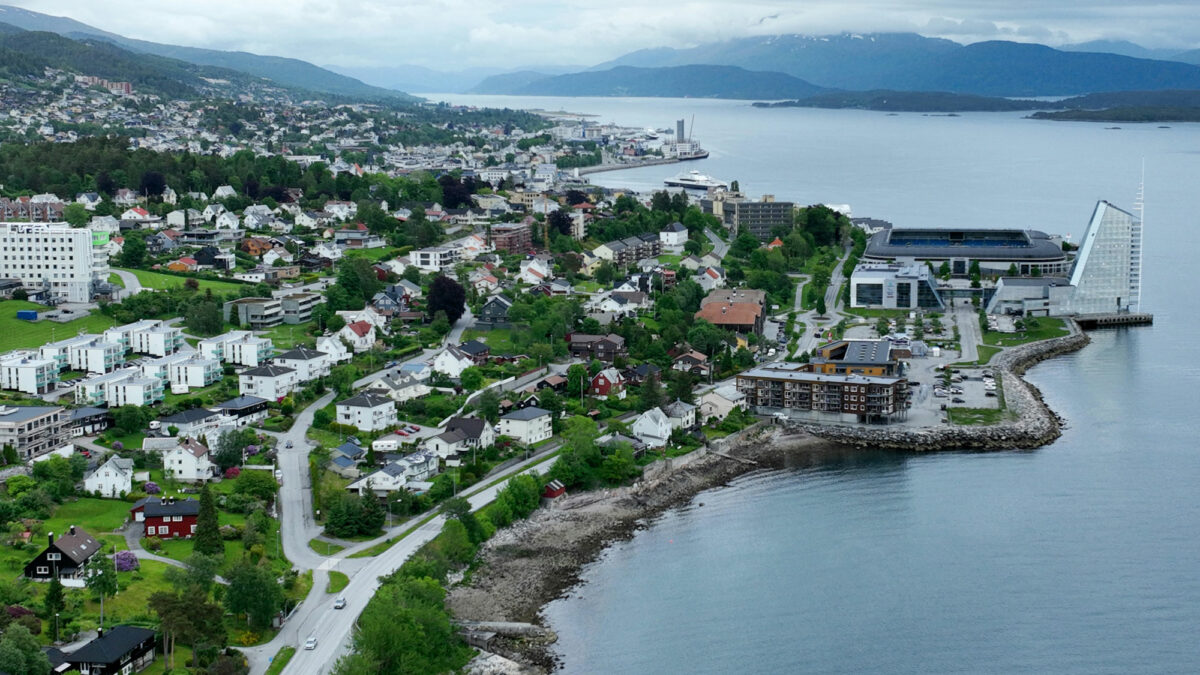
top-left (193, 484), bottom-right (223, 556)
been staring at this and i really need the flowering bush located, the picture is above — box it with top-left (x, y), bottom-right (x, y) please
top-left (143, 482), bottom-right (160, 495)
top-left (6, 605), bottom-right (34, 618)
top-left (114, 550), bottom-right (139, 572)
top-left (111, 441), bottom-right (124, 451)
top-left (245, 445), bottom-right (260, 456)
top-left (224, 467), bottom-right (241, 479)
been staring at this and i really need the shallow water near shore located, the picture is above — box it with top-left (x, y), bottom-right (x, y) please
top-left (425, 94), bottom-right (1200, 673)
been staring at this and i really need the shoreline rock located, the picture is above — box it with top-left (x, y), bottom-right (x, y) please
top-left (447, 328), bottom-right (1090, 670)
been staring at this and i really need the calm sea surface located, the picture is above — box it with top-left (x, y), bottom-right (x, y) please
top-left (429, 94), bottom-right (1200, 674)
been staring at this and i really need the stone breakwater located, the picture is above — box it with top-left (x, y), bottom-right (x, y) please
top-left (785, 326), bottom-right (1091, 451)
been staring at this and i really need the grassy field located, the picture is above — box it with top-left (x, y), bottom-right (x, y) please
top-left (461, 327), bottom-right (521, 355)
top-left (983, 318), bottom-right (1069, 347)
top-left (656, 254), bottom-right (683, 265)
top-left (116, 268), bottom-right (245, 294)
top-left (0, 300), bottom-right (118, 349)
top-left (107, 273), bottom-right (124, 288)
top-left (326, 570), bottom-right (349, 594)
top-left (263, 321), bottom-right (316, 349)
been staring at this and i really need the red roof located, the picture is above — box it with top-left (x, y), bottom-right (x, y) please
top-left (178, 257), bottom-right (197, 265)
top-left (767, 237), bottom-right (784, 249)
top-left (130, 207), bottom-right (149, 216)
top-left (347, 320), bottom-right (372, 337)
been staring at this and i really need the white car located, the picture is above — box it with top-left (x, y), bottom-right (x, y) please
top-left (304, 636), bottom-right (318, 650)
top-left (334, 596), bottom-right (347, 609)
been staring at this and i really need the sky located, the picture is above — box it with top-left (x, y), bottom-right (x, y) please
top-left (10, 0), bottom-right (1200, 71)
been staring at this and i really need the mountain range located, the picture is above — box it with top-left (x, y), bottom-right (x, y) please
top-left (472, 65), bottom-right (826, 100)
top-left (0, 4), bottom-right (417, 102)
top-left (471, 33), bottom-right (1200, 99)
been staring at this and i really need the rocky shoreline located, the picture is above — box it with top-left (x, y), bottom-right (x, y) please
top-left (450, 328), bottom-right (1091, 672)
top-left (449, 427), bottom-right (836, 672)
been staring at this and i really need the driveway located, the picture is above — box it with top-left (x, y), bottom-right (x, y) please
top-left (110, 269), bottom-right (144, 300)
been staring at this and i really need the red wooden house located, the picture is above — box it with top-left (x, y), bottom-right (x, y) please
top-left (588, 368), bottom-right (626, 398)
top-left (130, 497), bottom-right (200, 538)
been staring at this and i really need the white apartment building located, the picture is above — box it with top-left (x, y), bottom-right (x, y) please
top-left (499, 406), bottom-right (553, 445)
top-left (273, 347), bottom-right (331, 382)
top-left (411, 246), bottom-right (460, 272)
top-left (68, 338), bottom-right (125, 374)
top-left (0, 222), bottom-right (108, 303)
top-left (103, 320), bottom-right (185, 357)
top-left (238, 364), bottom-right (297, 400)
top-left (335, 391), bottom-right (396, 432)
top-left (0, 352), bottom-right (59, 395)
top-left (198, 331), bottom-right (273, 367)
top-left (75, 369), bottom-right (165, 407)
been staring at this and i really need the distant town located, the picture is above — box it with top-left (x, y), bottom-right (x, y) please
top-left (0, 87), bottom-right (1148, 674)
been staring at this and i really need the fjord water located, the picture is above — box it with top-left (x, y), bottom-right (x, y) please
top-left (430, 95), bottom-right (1200, 673)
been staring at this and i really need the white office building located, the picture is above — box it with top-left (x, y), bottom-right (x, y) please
top-left (0, 222), bottom-right (109, 303)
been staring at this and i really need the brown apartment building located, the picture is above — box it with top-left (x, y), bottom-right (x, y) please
top-left (736, 362), bottom-right (909, 423)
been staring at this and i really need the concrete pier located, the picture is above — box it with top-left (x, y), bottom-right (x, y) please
top-left (1074, 313), bottom-right (1154, 329)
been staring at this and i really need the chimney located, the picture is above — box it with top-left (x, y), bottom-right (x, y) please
top-left (69, 525), bottom-right (76, 536)
top-left (97, 627), bottom-right (103, 638)
top-left (48, 532), bottom-right (54, 546)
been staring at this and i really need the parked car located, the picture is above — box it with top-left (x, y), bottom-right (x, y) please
top-left (952, 397), bottom-right (965, 403)
top-left (334, 597), bottom-right (347, 609)
top-left (397, 431), bottom-right (409, 437)
top-left (304, 636), bottom-right (318, 650)
top-left (285, 440), bottom-right (293, 448)
top-left (985, 391), bottom-right (997, 397)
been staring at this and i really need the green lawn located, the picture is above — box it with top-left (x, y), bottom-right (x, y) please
top-left (42, 498), bottom-right (134, 538)
top-left (116, 268), bottom-right (245, 294)
top-left (842, 307), bottom-right (913, 319)
top-left (265, 647), bottom-right (296, 675)
top-left (342, 246), bottom-right (399, 262)
top-left (84, 559), bottom-right (173, 626)
top-left (656, 254), bottom-right (683, 265)
top-left (0, 300), bottom-right (118, 349)
top-left (954, 344), bottom-right (1003, 366)
top-left (263, 321), bottom-right (316, 349)
top-left (461, 327), bottom-right (520, 355)
top-left (983, 318), bottom-right (1069, 346)
top-left (947, 407), bottom-right (1010, 425)
top-left (143, 645), bottom-right (193, 675)
top-left (573, 280), bottom-right (604, 293)
top-left (326, 570), bottom-right (349, 594)
top-left (162, 375), bottom-right (235, 408)
top-left (308, 538), bottom-right (344, 556)
top-left (107, 273), bottom-right (125, 288)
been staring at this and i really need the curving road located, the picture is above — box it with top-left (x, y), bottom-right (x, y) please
top-left (240, 380), bottom-right (561, 674)
top-left (110, 269), bottom-right (144, 301)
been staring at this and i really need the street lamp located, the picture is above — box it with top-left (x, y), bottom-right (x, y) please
top-left (55, 613), bottom-right (59, 642)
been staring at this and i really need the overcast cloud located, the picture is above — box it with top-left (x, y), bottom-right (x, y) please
top-left (11, 0), bottom-right (1200, 70)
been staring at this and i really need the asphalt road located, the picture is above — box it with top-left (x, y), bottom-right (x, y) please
top-left (279, 448), bottom-right (561, 675)
top-left (703, 228), bottom-right (729, 260)
top-left (110, 269), bottom-right (144, 300)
